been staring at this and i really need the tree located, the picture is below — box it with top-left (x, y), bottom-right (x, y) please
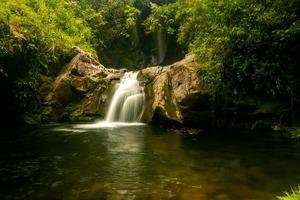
top-left (145, 0), bottom-right (300, 100)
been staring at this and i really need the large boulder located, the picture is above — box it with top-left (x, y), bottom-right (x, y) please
top-left (41, 47), bottom-right (125, 122)
top-left (139, 55), bottom-right (211, 126)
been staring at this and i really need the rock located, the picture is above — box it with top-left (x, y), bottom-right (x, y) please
top-left (70, 76), bottom-right (98, 94)
top-left (138, 66), bottom-right (163, 84)
top-left (70, 46), bottom-right (100, 66)
top-left (140, 54), bottom-right (211, 126)
top-left (37, 48), bottom-right (212, 126)
top-left (69, 46), bottom-right (83, 57)
top-left (40, 47), bottom-right (123, 122)
top-left (105, 72), bottom-right (124, 82)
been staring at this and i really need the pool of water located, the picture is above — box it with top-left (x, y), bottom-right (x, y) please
top-left (0, 123), bottom-right (299, 200)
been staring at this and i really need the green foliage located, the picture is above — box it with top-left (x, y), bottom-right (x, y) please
top-left (145, 0), bottom-right (300, 98)
top-left (84, 0), bottom-right (142, 68)
top-left (86, 0), bottom-right (140, 47)
top-left (277, 185), bottom-right (300, 200)
top-left (290, 128), bottom-right (300, 140)
top-left (144, 2), bottom-right (178, 34)
top-left (0, 0), bottom-right (94, 114)
top-left (0, 0), bottom-right (94, 73)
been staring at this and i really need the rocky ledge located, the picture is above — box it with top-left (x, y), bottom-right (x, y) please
top-left (23, 47), bottom-right (210, 125)
top-left (24, 47), bottom-right (283, 129)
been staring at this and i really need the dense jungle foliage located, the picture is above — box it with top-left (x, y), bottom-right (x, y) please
top-left (0, 0), bottom-right (299, 124)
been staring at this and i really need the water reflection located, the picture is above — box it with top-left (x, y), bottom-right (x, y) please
top-left (104, 127), bottom-right (145, 184)
top-left (0, 124), bottom-right (300, 200)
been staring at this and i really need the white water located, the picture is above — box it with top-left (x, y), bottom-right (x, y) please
top-left (76, 72), bottom-right (145, 129)
top-left (105, 72), bottom-right (145, 122)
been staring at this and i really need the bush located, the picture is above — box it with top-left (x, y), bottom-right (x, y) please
top-left (0, 0), bottom-right (94, 75)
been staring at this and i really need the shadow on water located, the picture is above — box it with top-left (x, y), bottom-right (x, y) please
top-left (0, 123), bottom-right (300, 200)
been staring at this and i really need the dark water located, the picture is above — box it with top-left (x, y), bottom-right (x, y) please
top-left (0, 124), bottom-right (299, 200)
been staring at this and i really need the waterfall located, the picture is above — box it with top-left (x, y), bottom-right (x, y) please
top-left (105, 72), bottom-right (145, 123)
top-left (74, 72), bottom-right (145, 128)
top-left (149, 27), bottom-right (167, 66)
top-left (156, 26), bottom-right (167, 64)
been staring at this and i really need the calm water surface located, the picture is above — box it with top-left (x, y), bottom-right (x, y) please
top-left (0, 123), bottom-right (299, 200)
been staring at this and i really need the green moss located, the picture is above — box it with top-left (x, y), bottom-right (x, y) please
top-left (21, 114), bottom-right (41, 125)
top-left (162, 73), bottom-right (181, 121)
top-left (106, 83), bottom-right (116, 96)
top-left (62, 103), bottom-right (91, 122)
top-left (42, 106), bottom-right (53, 116)
top-left (140, 83), bottom-right (154, 123)
top-left (253, 99), bottom-right (287, 115)
top-left (40, 106), bottom-right (56, 122)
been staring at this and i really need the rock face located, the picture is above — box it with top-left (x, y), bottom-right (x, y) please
top-left (38, 47), bottom-right (211, 125)
top-left (139, 55), bottom-right (211, 126)
top-left (41, 47), bottom-right (126, 122)
top-left (30, 47), bottom-right (283, 129)
top-left (33, 47), bottom-right (211, 126)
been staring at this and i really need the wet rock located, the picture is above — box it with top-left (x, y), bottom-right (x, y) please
top-left (105, 72), bottom-right (124, 82)
top-left (37, 49), bottom-right (212, 126)
top-left (140, 54), bottom-right (211, 126)
top-left (138, 66), bottom-right (163, 84)
top-left (40, 47), bottom-right (123, 122)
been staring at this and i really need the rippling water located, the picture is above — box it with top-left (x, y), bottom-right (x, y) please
top-left (0, 124), bottom-right (299, 200)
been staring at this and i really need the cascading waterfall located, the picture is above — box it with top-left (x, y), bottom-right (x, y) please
top-left (105, 72), bottom-right (145, 123)
top-left (74, 72), bottom-right (145, 128)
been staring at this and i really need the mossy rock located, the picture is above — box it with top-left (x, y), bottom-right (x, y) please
top-left (21, 114), bottom-right (41, 125)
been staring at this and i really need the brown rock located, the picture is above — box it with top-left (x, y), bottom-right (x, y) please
top-left (40, 48), bottom-right (210, 125)
top-left (140, 54), bottom-right (211, 126)
top-left (42, 47), bottom-right (122, 121)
